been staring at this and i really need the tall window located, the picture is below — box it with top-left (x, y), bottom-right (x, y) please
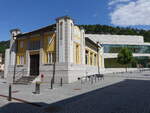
top-left (48, 37), bottom-right (53, 45)
top-left (29, 40), bottom-right (40, 50)
top-left (76, 45), bottom-right (80, 64)
top-left (47, 52), bottom-right (55, 64)
top-left (90, 53), bottom-right (93, 65)
top-left (20, 41), bottom-right (24, 48)
top-left (85, 50), bottom-right (89, 65)
top-left (18, 55), bottom-right (24, 65)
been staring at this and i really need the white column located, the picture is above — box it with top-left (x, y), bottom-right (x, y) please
top-left (81, 29), bottom-right (85, 64)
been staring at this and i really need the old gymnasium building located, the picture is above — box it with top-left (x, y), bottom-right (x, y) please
top-left (5, 16), bottom-right (104, 84)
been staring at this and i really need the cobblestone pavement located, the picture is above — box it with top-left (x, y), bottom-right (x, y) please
top-left (1, 71), bottom-right (150, 113)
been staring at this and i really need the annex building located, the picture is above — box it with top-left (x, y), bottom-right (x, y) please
top-left (4, 16), bottom-right (150, 83)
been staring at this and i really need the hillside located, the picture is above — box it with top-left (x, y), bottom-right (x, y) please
top-left (79, 25), bottom-right (150, 42)
top-left (0, 40), bottom-right (9, 54)
top-left (0, 25), bottom-right (150, 54)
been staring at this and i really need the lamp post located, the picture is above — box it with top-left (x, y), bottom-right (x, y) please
top-left (10, 29), bottom-right (21, 83)
top-left (51, 53), bottom-right (56, 89)
top-left (13, 40), bottom-right (18, 83)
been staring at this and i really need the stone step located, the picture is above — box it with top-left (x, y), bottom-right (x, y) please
top-left (14, 76), bottom-right (37, 85)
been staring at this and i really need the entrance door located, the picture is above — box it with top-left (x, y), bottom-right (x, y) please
top-left (30, 54), bottom-right (39, 76)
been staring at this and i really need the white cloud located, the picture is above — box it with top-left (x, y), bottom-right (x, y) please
top-left (108, 0), bottom-right (131, 6)
top-left (109, 0), bottom-right (150, 26)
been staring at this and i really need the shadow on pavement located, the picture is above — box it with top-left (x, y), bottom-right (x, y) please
top-left (43, 79), bottom-right (150, 113)
top-left (1, 79), bottom-right (150, 113)
top-left (0, 102), bottom-right (47, 113)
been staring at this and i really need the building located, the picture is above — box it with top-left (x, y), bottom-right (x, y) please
top-left (4, 16), bottom-right (104, 84)
top-left (86, 34), bottom-right (150, 73)
top-left (0, 53), bottom-right (4, 72)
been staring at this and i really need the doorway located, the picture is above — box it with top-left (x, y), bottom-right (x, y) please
top-left (30, 54), bottom-right (39, 76)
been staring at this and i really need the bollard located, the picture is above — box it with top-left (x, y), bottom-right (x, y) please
top-left (91, 76), bottom-right (93, 84)
top-left (35, 82), bottom-right (40, 94)
top-left (8, 84), bottom-right (12, 101)
top-left (81, 79), bottom-right (83, 84)
top-left (85, 76), bottom-right (87, 82)
top-left (88, 76), bottom-right (91, 82)
top-left (51, 79), bottom-right (53, 89)
top-left (60, 78), bottom-right (63, 87)
top-left (95, 76), bottom-right (97, 83)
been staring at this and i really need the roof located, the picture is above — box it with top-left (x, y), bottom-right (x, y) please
top-left (85, 37), bottom-right (99, 48)
top-left (17, 24), bottom-right (56, 38)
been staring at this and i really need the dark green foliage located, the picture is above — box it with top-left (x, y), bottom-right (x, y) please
top-left (131, 58), bottom-right (137, 68)
top-left (105, 58), bottom-right (133, 68)
top-left (117, 48), bottom-right (133, 65)
top-left (79, 25), bottom-right (150, 42)
top-left (117, 48), bottom-right (134, 71)
top-left (0, 40), bottom-right (9, 54)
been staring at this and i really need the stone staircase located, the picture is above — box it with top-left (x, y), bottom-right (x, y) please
top-left (14, 76), bottom-right (37, 85)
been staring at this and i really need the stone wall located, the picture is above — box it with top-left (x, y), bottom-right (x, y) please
top-left (86, 34), bottom-right (144, 45)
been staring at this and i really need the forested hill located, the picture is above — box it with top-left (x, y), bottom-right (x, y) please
top-left (79, 25), bottom-right (150, 42)
top-left (0, 40), bottom-right (9, 54)
top-left (0, 25), bottom-right (150, 54)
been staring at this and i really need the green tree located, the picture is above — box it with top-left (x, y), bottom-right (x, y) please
top-left (117, 48), bottom-right (134, 72)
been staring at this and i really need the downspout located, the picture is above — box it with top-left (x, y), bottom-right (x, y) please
top-left (97, 42), bottom-right (100, 74)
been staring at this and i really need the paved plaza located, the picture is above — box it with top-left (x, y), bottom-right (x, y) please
top-left (1, 71), bottom-right (150, 113)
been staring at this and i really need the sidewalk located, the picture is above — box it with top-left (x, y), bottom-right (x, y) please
top-left (0, 76), bottom-right (124, 106)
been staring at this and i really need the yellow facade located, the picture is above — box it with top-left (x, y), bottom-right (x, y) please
top-left (16, 32), bottom-right (56, 65)
top-left (43, 33), bottom-right (56, 64)
top-left (73, 43), bottom-right (81, 64)
top-left (85, 47), bottom-right (98, 66)
top-left (17, 39), bottom-right (27, 65)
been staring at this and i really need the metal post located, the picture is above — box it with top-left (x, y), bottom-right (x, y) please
top-left (13, 40), bottom-right (18, 83)
top-left (8, 84), bottom-right (12, 101)
top-left (95, 76), bottom-right (97, 83)
top-left (51, 79), bottom-right (53, 89)
top-left (60, 77), bottom-right (63, 87)
top-left (91, 76), bottom-right (93, 84)
top-left (86, 72), bottom-right (88, 82)
top-left (35, 82), bottom-right (40, 94)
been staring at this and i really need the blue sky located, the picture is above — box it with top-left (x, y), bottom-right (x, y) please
top-left (0, 0), bottom-right (150, 41)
